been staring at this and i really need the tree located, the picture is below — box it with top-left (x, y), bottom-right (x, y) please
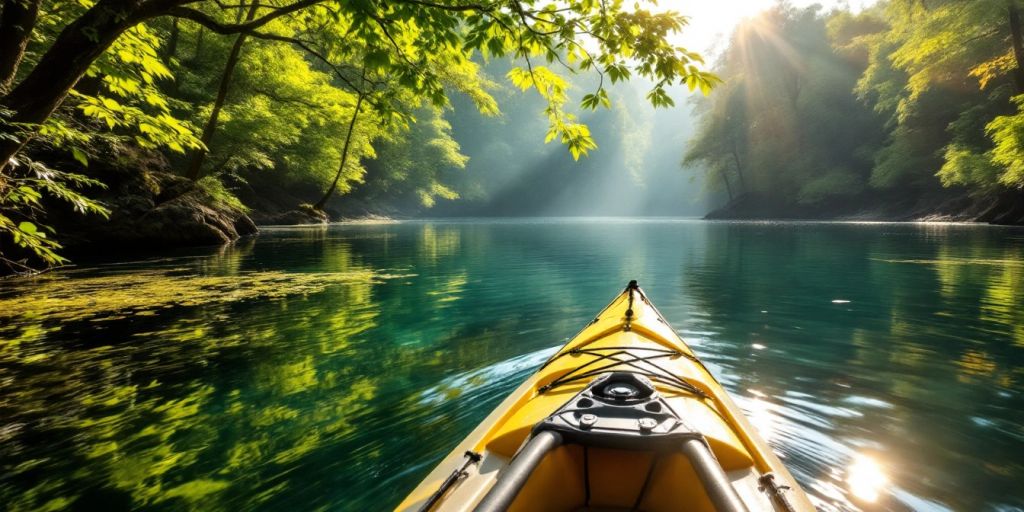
top-left (684, 81), bottom-right (748, 201)
top-left (183, 0), bottom-right (260, 181)
top-left (685, 4), bottom-right (882, 206)
top-left (347, 107), bottom-right (470, 212)
top-left (313, 82), bottom-right (366, 211)
top-left (854, 0), bottom-right (1024, 192)
top-left (0, 0), bottom-right (717, 176)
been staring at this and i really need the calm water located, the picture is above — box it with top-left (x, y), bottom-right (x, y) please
top-left (2, 219), bottom-right (1023, 511)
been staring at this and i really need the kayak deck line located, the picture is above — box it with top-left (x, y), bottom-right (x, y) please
top-left (535, 346), bottom-right (708, 399)
top-left (399, 281), bottom-right (815, 512)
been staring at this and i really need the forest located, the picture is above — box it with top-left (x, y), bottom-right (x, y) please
top-left (0, 0), bottom-right (717, 273)
top-left (5, 0), bottom-right (1024, 274)
top-left (686, 0), bottom-right (1024, 222)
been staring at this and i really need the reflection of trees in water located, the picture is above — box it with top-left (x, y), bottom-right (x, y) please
top-left (0, 223), bottom-right (603, 511)
top-left (1, 253), bottom-right (387, 510)
top-left (679, 224), bottom-right (1024, 510)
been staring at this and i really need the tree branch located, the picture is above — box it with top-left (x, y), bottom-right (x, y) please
top-left (154, 0), bottom-right (327, 32)
top-left (237, 30), bottom-right (390, 108)
top-left (366, 11), bottom-right (419, 70)
top-left (387, 0), bottom-right (497, 13)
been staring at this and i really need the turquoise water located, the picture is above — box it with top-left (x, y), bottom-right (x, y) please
top-left (1, 219), bottom-right (1023, 511)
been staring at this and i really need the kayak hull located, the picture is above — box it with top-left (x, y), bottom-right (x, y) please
top-left (398, 283), bottom-right (815, 512)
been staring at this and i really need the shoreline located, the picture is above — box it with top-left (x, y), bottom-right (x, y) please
top-left (259, 215), bottom-right (1023, 226)
top-left (702, 189), bottom-right (1024, 227)
top-left (19, 216), bottom-right (1020, 278)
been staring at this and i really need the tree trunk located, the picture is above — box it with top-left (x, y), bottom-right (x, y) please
top-left (183, 0), bottom-right (259, 181)
top-left (163, 18), bottom-right (182, 95)
top-left (162, 18), bottom-right (180, 61)
top-left (730, 143), bottom-right (747, 193)
top-left (0, 0), bottom-right (42, 92)
top-left (194, 27), bottom-right (205, 62)
top-left (721, 168), bottom-right (734, 202)
top-left (0, 0), bottom-right (140, 174)
top-left (1009, 2), bottom-right (1024, 93)
top-left (313, 93), bottom-right (365, 211)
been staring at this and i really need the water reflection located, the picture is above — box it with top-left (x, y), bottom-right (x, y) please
top-left (740, 391), bottom-right (777, 443)
top-left (846, 454), bottom-right (888, 503)
top-left (0, 220), bottom-right (1022, 511)
top-left (680, 222), bottom-right (1024, 511)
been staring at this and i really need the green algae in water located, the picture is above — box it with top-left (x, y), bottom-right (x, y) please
top-left (0, 269), bottom-right (393, 324)
top-left (2, 265), bottom-right (396, 510)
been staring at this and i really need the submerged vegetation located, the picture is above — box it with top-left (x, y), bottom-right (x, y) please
top-left (0, 0), bottom-right (717, 273)
top-left (686, 1), bottom-right (1024, 219)
top-left (0, 267), bottom-right (393, 326)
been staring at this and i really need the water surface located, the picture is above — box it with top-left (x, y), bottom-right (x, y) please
top-left (2, 219), bottom-right (1023, 511)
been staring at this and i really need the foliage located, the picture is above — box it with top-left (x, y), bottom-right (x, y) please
top-left (196, 175), bottom-right (249, 212)
top-left (352, 107), bottom-right (469, 210)
top-left (685, 4), bottom-right (884, 204)
top-left (687, 0), bottom-right (1024, 209)
top-left (173, 25), bottom-right (371, 189)
top-left (0, 155), bottom-right (110, 273)
top-left (1, 107), bottom-right (108, 275)
top-left (941, 94), bottom-right (1024, 191)
top-left (30, 7), bottom-right (204, 157)
top-left (0, 0), bottom-right (716, 271)
top-left (508, 65), bottom-right (595, 160)
top-left (849, 0), bottom-right (1024, 192)
top-left (988, 98), bottom-right (1024, 188)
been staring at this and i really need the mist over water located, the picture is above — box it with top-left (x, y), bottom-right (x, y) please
top-left (432, 64), bottom-right (714, 217)
top-left (2, 220), bottom-right (1023, 511)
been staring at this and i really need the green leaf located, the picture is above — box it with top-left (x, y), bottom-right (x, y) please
top-left (71, 147), bottom-right (89, 167)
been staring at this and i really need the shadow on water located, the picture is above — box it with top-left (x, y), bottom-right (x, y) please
top-left (1, 220), bottom-right (1022, 511)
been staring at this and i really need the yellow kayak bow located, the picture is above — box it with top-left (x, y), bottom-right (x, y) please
top-left (398, 281), bottom-right (815, 512)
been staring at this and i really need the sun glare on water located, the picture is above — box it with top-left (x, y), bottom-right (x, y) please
top-left (846, 454), bottom-right (889, 502)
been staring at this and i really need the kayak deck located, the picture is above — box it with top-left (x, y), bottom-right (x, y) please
top-left (398, 282), bottom-right (814, 511)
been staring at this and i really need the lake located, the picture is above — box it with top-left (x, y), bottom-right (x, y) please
top-left (1, 219), bottom-right (1023, 511)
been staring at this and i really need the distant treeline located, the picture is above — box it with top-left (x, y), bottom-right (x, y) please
top-left (685, 1), bottom-right (1024, 212)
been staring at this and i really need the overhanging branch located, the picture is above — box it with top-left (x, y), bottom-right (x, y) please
top-left (152, 0), bottom-right (327, 33)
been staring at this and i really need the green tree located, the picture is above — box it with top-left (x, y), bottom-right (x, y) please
top-left (347, 107), bottom-right (470, 212)
top-left (855, 0), bottom-right (1024, 192)
top-left (684, 81), bottom-right (748, 201)
top-left (685, 4), bottom-right (883, 206)
top-left (183, 0), bottom-right (261, 181)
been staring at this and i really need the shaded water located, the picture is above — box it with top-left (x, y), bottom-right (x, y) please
top-left (2, 219), bottom-right (1024, 511)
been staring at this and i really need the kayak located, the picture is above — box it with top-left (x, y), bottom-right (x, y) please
top-left (398, 281), bottom-right (815, 512)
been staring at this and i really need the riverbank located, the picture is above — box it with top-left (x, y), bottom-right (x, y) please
top-left (43, 164), bottom-right (374, 264)
top-left (704, 188), bottom-right (1024, 225)
top-left (42, 167), bottom-right (255, 255)
top-left (41, 166), bottom-right (400, 267)
top-left (38, 163), bottom-right (1022, 271)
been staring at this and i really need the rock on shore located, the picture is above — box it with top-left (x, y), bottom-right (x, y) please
top-left (50, 167), bottom-right (258, 251)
